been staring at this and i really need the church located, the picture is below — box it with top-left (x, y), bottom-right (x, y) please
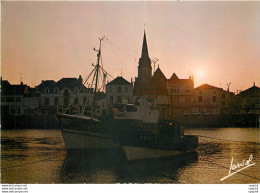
top-left (133, 31), bottom-right (194, 117)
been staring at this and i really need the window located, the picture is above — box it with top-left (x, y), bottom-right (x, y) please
top-left (186, 96), bottom-right (191, 104)
top-left (110, 96), bottom-right (113, 103)
top-left (44, 97), bottom-right (49, 105)
top-left (126, 105), bottom-right (137, 112)
top-left (213, 91), bottom-right (216, 94)
top-left (213, 96), bottom-right (216, 103)
top-left (74, 88), bottom-right (78, 93)
top-left (83, 97), bottom-right (88, 105)
top-left (222, 93), bottom-right (225, 98)
top-left (117, 96), bottom-right (121, 103)
top-left (147, 98), bottom-right (154, 103)
top-left (222, 101), bottom-right (225, 106)
top-left (117, 86), bottom-right (121, 93)
top-left (45, 88), bottom-right (49, 93)
top-left (199, 96), bottom-right (202, 103)
top-left (109, 86), bottom-right (112, 93)
top-left (199, 91), bottom-right (202, 95)
top-left (54, 88), bottom-right (59, 93)
top-left (126, 87), bottom-right (128, 93)
top-left (54, 97), bottom-right (59, 105)
top-left (74, 97), bottom-right (78, 105)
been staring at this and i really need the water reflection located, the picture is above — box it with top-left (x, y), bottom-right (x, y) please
top-left (59, 150), bottom-right (198, 183)
top-left (1, 128), bottom-right (259, 184)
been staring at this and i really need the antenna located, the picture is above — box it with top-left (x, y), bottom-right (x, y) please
top-left (151, 58), bottom-right (159, 74)
top-left (119, 68), bottom-right (124, 77)
top-left (227, 82), bottom-right (231, 92)
top-left (19, 72), bottom-right (25, 83)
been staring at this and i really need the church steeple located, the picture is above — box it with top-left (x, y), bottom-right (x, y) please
top-left (137, 30), bottom-right (152, 83)
top-left (141, 30), bottom-right (149, 58)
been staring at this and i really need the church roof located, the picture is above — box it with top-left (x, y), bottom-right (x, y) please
top-left (153, 67), bottom-right (167, 80)
top-left (107, 76), bottom-right (131, 86)
top-left (141, 30), bottom-right (149, 58)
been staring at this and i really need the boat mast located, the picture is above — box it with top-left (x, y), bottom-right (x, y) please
top-left (93, 36), bottom-right (106, 117)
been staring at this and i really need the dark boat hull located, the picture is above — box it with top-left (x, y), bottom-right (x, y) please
top-left (56, 113), bottom-right (198, 160)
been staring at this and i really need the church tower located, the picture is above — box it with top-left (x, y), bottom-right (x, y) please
top-left (138, 30), bottom-right (152, 83)
top-left (134, 30), bottom-right (152, 96)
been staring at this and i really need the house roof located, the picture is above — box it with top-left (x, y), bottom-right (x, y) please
top-left (107, 76), bottom-right (131, 86)
top-left (195, 84), bottom-right (223, 91)
top-left (1, 80), bottom-right (30, 95)
top-left (56, 78), bottom-right (83, 90)
top-left (238, 85), bottom-right (260, 96)
top-left (170, 73), bottom-right (179, 80)
top-left (36, 77), bottom-right (90, 93)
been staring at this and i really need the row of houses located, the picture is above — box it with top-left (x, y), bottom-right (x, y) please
top-left (1, 31), bottom-right (259, 119)
top-left (1, 74), bottom-right (259, 118)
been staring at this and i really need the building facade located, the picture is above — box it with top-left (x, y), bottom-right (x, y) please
top-left (36, 75), bottom-right (94, 115)
top-left (106, 76), bottom-right (133, 111)
top-left (1, 80), bottom-right (39, 116)
top-left (194, 84), bottom-right (235, 114)
top-left (236, 84), bottom-right (260, 113)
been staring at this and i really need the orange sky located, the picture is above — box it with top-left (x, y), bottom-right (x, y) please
top-left (1, 1), bottom-right (260, 93)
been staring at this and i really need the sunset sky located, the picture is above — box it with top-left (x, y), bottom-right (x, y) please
top-left (2, 1), bottom-right (260, 93)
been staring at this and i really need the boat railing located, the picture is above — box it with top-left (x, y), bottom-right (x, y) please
top-left (56, 105), bottom-right (91, 115)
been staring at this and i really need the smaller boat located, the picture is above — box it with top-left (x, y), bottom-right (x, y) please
top-left (111, 98), bottom-right (198, 160)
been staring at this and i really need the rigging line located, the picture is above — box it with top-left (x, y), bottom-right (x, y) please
top-left (196, 135), bottom-right (259, 144)
top-left (106, 42), bottom-right (126, 67)
top-left (99, 65), bottom-right (114, 79)
top-left (83, 69), bottom-right (97, 112)
top-left (106, 42), bottom-right (134, 78)
top-left (200, 157), bottom-right (260, 181)
top-left (106, 40), bottom-right (137, 60)
top-left (79, 66), bottom-right (97, 93)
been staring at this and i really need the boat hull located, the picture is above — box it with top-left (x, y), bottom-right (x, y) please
top-left (61, 128), bottom-right (120, 150)
top-left (57, 113), bottom-right (198, 161)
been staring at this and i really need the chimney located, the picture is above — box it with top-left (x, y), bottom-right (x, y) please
top-left (253, 82), bottom-right (255, 86)
top-left (78, 75), bottom-right (83, 84)
top-left (20, 82), bottom-right (23, 85)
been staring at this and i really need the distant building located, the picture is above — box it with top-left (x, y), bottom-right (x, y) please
top-left (36, 75), bottom-right (93, 115)
top-left (133, 30), bottom-right (194, 117)
top-left (94, 92), bottom-right (107, 116)
top-left (1, 79), bottom-right (39, 116)
top-left (167, 73), bottom-right (194, 116)
top-left (194, 84), bottom-right (235, 114)
top-left (106, 76), bottom-right (133, 110)
top-left (236, 83), bottom-right (260, 113)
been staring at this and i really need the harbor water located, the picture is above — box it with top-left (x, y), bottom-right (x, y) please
top-left (1, 128), bottom-right (259, 184)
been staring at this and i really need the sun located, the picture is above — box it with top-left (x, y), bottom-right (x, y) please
top-left (197, 69), bottom-right (205, 78)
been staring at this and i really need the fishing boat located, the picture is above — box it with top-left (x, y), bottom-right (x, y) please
top-left (56, 37), bottom-right (198, 161)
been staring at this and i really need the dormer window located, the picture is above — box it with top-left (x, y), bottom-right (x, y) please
top-left (118, 86), bottom-right (121, 93)
top-left (54, 88), bottom-right (59, 93)
top-left (45, 88), bottom-right (49, 93)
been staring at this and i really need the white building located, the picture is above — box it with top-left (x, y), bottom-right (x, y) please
top-left (106, 76), bottom-right (133, 109)
top-left (36, 75), bottom-right (94, 115)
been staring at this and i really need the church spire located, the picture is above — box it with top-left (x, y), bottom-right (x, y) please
top-left (141, 30), bottom-right (149, 58)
